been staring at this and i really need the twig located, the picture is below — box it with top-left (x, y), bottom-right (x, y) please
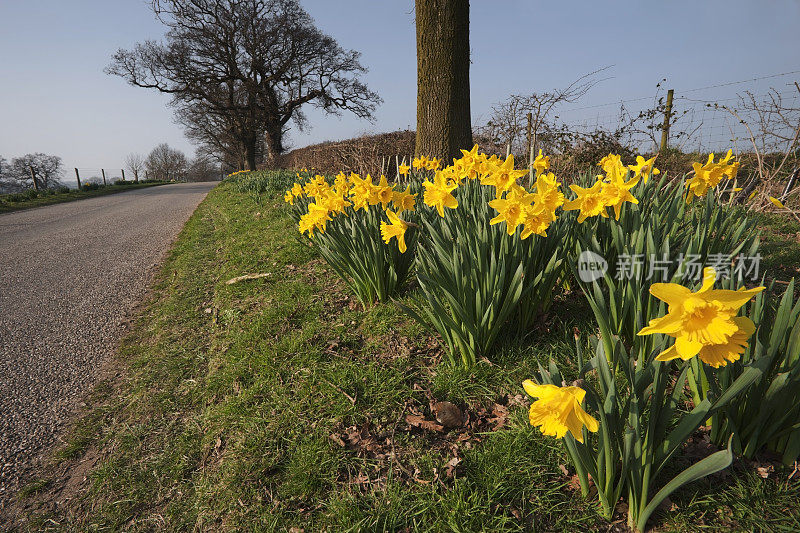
top-left (224, 273), bottom-right (271, 285)
top-left (322, 378), bottom-right (356, 405)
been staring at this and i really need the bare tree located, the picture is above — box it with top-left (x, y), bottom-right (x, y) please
top-left (107, 0), bottom-right (381, 170)
top-left (124, 153), bottom-right (146, 183)
top-left (146, 143), bottom-right (187, 181)
top-left (718, 84), bottom-right (800, 210)
top-left (174, 104), bottom-right (249, 170)
top-left (480, 67), bottom-right (611, 157)
top-left (7, 153), bottom-right (63, 190)
top-left (187, 151), bottom-right (221, 181)
top-left (0, 156), bottom-right (16, 193)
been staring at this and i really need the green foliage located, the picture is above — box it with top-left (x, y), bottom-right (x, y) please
top-left (287, 180), bottom-right (419, 306)
top-left (574, 174), bottom-right (760, 361)
top-left (708, 278), bottom-right (800, 463)
top-left (407, 179), bottom-right (567, 367)
top-left (537, 335), bottom-right (766, 532)
top-left (230, 169), bottom-right (296, 204)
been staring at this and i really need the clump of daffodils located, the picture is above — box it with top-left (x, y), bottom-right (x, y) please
top-left (563, 153), bottom-right (655, 223)
top-left (226, 169), bottom-right (252, 178)
top-left (685, 150), bottom-right (740, 202)
top-left (284, 171), bottom-right (417, 251)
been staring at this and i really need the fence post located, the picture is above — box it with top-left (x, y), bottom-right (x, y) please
top-left (660, 89), bottom-right (674, 153)
top-left (29, 166), bottom-right (39, 190)
top-left (101, 168), bottom-right (107, 186)
top-left (121, 169), bottom-right (126, 181)
top-left (526, 111), bottom-right (533, 162)
top-left (74, 168), bottom-right (82, 189)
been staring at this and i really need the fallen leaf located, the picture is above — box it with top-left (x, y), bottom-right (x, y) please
top-left (405, 413), bottom-right (444, 432)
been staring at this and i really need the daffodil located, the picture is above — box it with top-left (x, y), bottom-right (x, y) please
top-left (423, 171), bottom-right (459, 216)
top-left (488, 192), bottom-right (528, 235)
top-left (348, 173), bottom-right (374, 211)
top-left (638, 267), bottom-right (764, 367)
top-left (533, 149), bottom-right (550, 177)
top-left (684, 152), bottom-right (738, 202)
top-left (480, 154), bottom-right (528, 195)
top-left (413, 156), bottom-right (429, 170)
top-left (628, 155), bottom-right (660, 183)
top-left (563, 180), bottom-right (609, 223)
top-left (398, 163), bottom-right (410, 176)
top-left (291, 183), bottom-right (304, 197)
top-left (284, 189), bottom-right (295, 204)
top-left (375, 175), bottom-right (395, 208)
top-left (532, 172), bottom-right (565, 213)
top-left (600, 172), bottom-right (639, 220)
top-left (380, 210), bottom-right (409, 253)
top-left (522, 380), bottom-right (599, 443)
top-left (392, 185), bottom-right (416, 213)
top-left (298, 202), bottom-right (331, 236)
top-left (520, 202), bottom-right (556, 239)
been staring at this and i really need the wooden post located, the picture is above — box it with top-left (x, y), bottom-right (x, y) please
top-left (101, 168), bottom-right (107, 186)
top-left (121, 169), bottom-right (126, 181)
top-left (526, 112), bottom-right (533, 163)
top-left (660, 89), bottom-right (674, 153)
top-left (29, 166), bottom-right (39, 190)
top-left (74, 168), bottom-right (81, 189)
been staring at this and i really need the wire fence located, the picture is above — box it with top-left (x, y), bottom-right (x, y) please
top-left (551, 72), bottom-right (800, 154)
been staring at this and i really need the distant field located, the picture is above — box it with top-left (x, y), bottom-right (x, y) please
top-left (0, 181), bottom-right (168, 214)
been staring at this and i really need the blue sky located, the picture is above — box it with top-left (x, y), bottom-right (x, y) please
top-left (1, 0), bottom-right (799, 176)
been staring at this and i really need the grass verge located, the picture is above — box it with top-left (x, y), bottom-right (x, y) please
top-left (16, 181), bottom-right (800, 532)
top-left (0, 181), bottom-right (168, 214)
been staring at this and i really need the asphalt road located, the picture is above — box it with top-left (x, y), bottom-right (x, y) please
top-left (0, 182), bottom-right (216, 509)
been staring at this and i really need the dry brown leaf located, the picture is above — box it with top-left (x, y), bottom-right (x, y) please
top-left (405, 413), bottom-right (444, 432)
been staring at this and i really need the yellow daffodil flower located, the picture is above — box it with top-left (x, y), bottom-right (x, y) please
top-left (398, 163), bottom-right (410, 176)
top-left (628, 155), bottom-right (660, 183)
top-left (522, 380), bottom-right (599, 443)
top-left (533, 149), bottom-right (550, 177)
top-left (392, 185), bottom-right (416, 213)
top-left (480, 154), bottom-right (528, 196)
top-left (563, 180), bottom-right (609, 223)
top-left (600, 172), bottom-right (640, 220)
top-left (638, 267), bottom-right (764, 367)
top-left (423, 171), bottom-right (459, 217)
top-left (298, 202), bottom-right (331, 236)
top-left (375, 175), bottom-right (395, 208)
top-left (488, 194), bottom-right (528, 235)
top-left (380, 210), bottom-right (409, 253)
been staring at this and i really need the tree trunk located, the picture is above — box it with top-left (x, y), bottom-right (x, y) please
top-left (264, 123), bottom-right (284, 168)
top-left (415, 0), bottom-right (472, 163)
top-left (244, 136), bottom-right (258, 171)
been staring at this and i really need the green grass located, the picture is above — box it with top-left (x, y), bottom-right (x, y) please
top-left (0, 181), bottom-right (168, 214)
top-left (22, 181), bottom-right (800, 531)
top-left (756, 211), bottom-right (800, 283)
